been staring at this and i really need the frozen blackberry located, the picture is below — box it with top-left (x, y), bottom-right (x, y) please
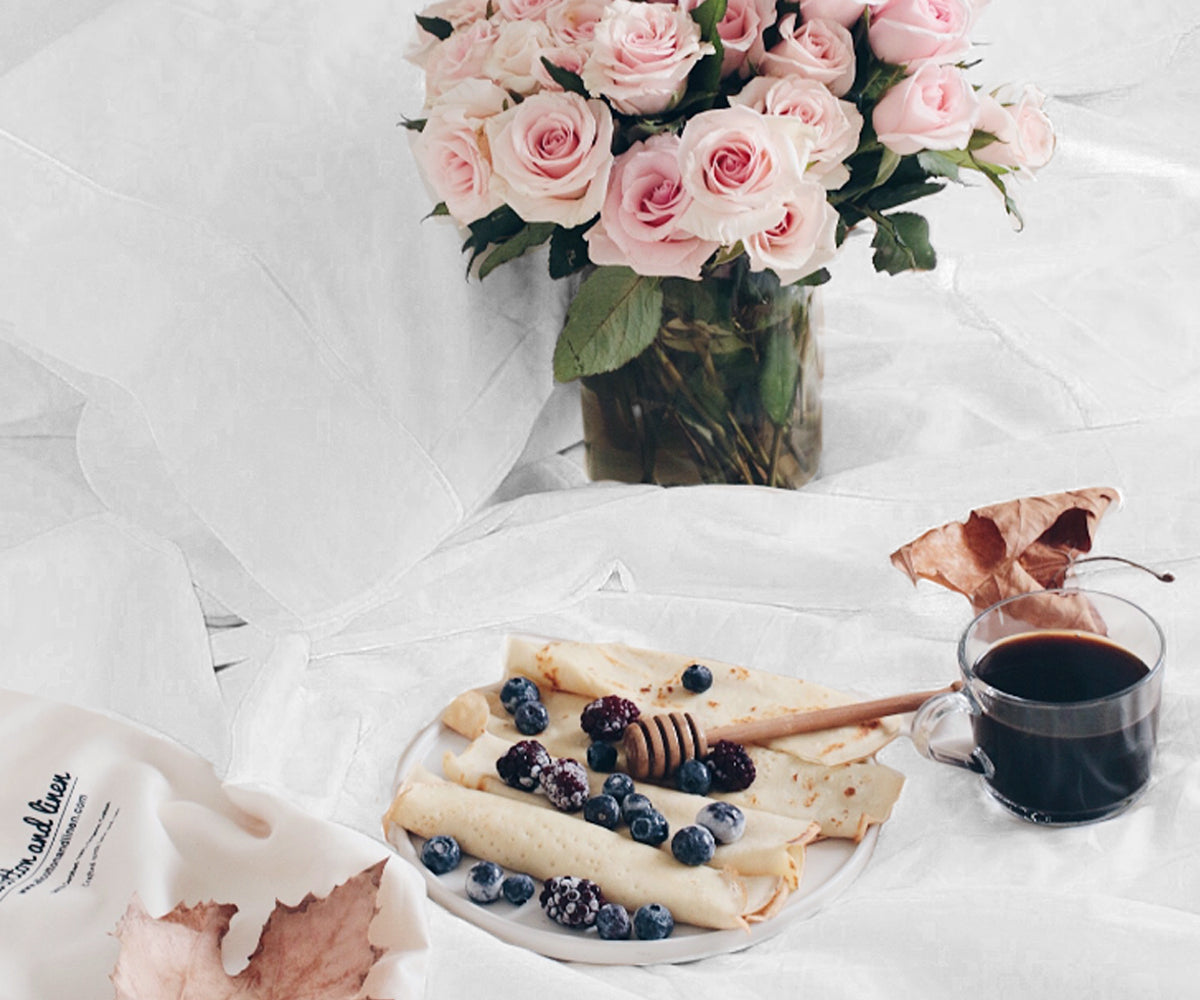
top-left (419, 835), bottom-right (461, 875)
top-left (496, 739), bottom-right (551, 791)
top-left (681, 663), bottom-right (713, 693)
top-left (595, 902), bottom-right (632, 940)
top-left (539, 876), bottom-right (605, 929)
top-left (502, 873), bottom-right (536, 906)
top-left (514, 700), bottom-right (549, 735)
top-left (675, 758), bottom-right (712, 796)
top-left (465, 861), bottom-right (505, 904)
top-left (580, 695), bottom-right (640, 742)
top-left (629, 809), bottom-right (669, 847)
top-left (541, 757), bottom-right (590, 812)
top-left (696, 801), bottom-right (745, 844)
top-left (633, 903), bottom-right (675, 940)
top-left (500, 676), bottom-right (541, 714)
top-left (671, 824), bottom-right (716, 866)
top-left (583, 794), bottom-right (622, 829)
top-left (602, 772), bottom-right (636, 803)
top-left (705, 740), bottom-right (757, 792)
top-left (620, 792), bottom-right (654, 823)
top-left (586, 740), bottom-right (618, 772)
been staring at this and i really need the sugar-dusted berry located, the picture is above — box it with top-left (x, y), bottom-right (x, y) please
top-left (514, 700), bottom-right (550, 735)
top-left (500, 676), bottom-right (540, 714)
top-left (465, 861), bottom-right (505, 903)
top-left (633, 903), bottom-right (675, 940)
top-left (696, 801), bottom-right (746, 844)
top-left (705, 739), bottom-right (757, 792)
top-left (496, 739), bottom-right (551, 791)
top-left (675, 758), bottom-right (712, 796)
top-left (502, 873), bottom-right (536, 906)
top-left (671, 824), bottom-right (716, 866)
top-left (539, 875), bottom-right (605, 929)
top-left (419, 835), bottom-right (461, 875)
top-left (580, 695), bottom-right (640, 742)
top-left (586, 740), bottom-right (618, 772)
top-left (541, 757), bottom-right (590, 812)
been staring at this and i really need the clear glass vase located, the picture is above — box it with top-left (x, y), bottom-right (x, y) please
top-left (580, 262), bottom-right (822, 488)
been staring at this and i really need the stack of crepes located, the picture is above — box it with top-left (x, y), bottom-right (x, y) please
top-left (384, 636), bottom-right (905, 932)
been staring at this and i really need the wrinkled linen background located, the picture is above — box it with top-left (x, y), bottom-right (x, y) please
top-left (2, 0), bottom-right (1198, 996)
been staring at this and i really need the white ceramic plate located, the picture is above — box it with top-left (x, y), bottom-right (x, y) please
top-left (390, 715), bottom-right (879, 965)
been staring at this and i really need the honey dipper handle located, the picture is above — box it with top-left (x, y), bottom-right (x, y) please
top-left (705, 682), bottom-right (961, 746)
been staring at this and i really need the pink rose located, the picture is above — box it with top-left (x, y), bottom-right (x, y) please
top-left (532, 43), bottom-right (589, 91)
top-left (744, 180), bottom-right (840, 285)
top-left (583, 0), bottom-right (715, 115)
top-left (485, 91), bottom-right (614, 227)
top-left (496, 0), bottom-right (560, 20)
top-left (867, 0), bottom-right (974, 67)
top-left (756, 16), bottom-right (856, 97)
top-left (485, 19), bottom-right (553, 95)
top-left (712, 0), bottom-right (778, 77)
top-left (422, 19), bottom-right (500, 100)
top-left (974, 85), bottom-right (1055, 172)
top-left (798, 0), bottom-right (885, 28)
top-left (732, 76), bottom-right (863, 189)
top-left (412, 80), bottom-right (511, 225)
top-left (677, 106), bottom-right (815, 245)
top-left (872, 61), bottom-right (979, 155)
top-left (585, 134), bottom-right (721, 279)
top-left (545, 0), bottom-right (609, 45)
top-left (407, 0), bottom-right (493, 67)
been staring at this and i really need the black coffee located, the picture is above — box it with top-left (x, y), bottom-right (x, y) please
top-left (973, 632), bottom-right (1156, 823)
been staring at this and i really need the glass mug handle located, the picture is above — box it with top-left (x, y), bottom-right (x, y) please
top-left (910, 689), bottom-right (992, 776)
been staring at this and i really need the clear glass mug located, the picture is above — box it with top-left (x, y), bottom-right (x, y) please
top-left (911, 589), bottom-right (1165, 825)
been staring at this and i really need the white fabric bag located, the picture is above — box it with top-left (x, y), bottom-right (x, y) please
top-left (0, 690), bottom-right (429, 999)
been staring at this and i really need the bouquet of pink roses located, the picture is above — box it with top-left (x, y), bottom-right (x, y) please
top-left (404, 0), bottom-right (1053, 485)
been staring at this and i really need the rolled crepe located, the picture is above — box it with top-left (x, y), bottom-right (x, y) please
top-left (385, 771), bottom-right (788, 931)
top-left (442, 731), bottom-right (820, 887)
top-left (503, 635), bottom-right (900, 766)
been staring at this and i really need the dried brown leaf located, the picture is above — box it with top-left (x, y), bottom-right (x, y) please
top-left (891, 487), bottom-right (1120, 629)
top-left (111, 859), bottom-right (388, 1000)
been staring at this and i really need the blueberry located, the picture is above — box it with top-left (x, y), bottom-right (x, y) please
top-left (583, 794), bottom-right (622, 829)
top-left (681, 663), bottom-right (713, 693)
top-left (621, 792), bottom-right (654, 823)
top-left (595, 902), bottom-right (632, 940)
top-left (602, 773), bottom-right (636, 803)
top-left (465, 861), bottom-right (505, 903)
top-left (629, 809), bottom-right (669, 847)
top-left (671, 824), bottom-right (716, 866)
top-left (419, 835), bottom-right (461, 875)
top-left (513, 700), bottom-right (549, 735)
top-left (500, 676), bottom-right (541, 714)
top-left (586, 740), bottom-right (618, 772)
top-left (502, 873), bottom-right (536, 906)
top-left (633, 903), bottom-right (675, 940)
top-left (696, 801), bottom-right (746, 844)
top-left (675, 758), bottom-right (713, 796)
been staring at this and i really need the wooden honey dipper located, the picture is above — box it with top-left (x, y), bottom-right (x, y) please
top-left (622, 681), bottom-right (961, 780)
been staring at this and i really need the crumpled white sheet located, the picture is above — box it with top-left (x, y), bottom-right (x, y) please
top-left (3, 0), bottom-right (1200, 996)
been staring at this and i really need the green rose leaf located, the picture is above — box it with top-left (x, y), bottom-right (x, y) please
top-left (553, 267), bottom-right (663, 382)
top-left (549, 223), bottom-right (593, 279)
top-left (759, 326), bottom-right (799, 427)
top-left (415, 14), bottom-right (453, 40)
top-left (462, 205), bottom-right (526, 265)
top-left (871, 211), bottom-right (937, 275)
top-left (539, 58), bottom-right (588, 98)
top-left (477, 222), bottom-right (556, 279)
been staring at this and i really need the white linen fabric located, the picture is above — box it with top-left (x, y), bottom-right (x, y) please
top-left (0, 689), bottom-right (429, 1000)
top-left (2, 0), bottom-right (1200, 997)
